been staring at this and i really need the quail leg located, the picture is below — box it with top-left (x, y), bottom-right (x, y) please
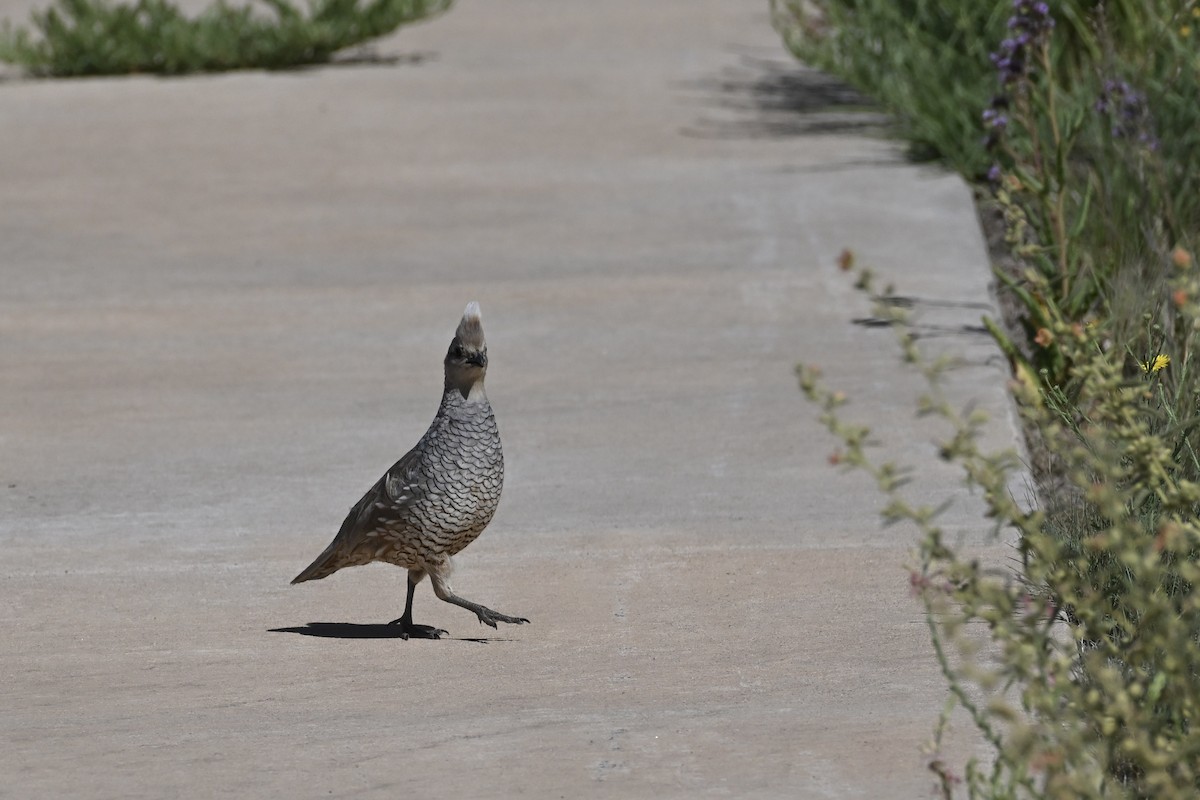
top-left (429, 572), bottom-right (529, 629)
top-left (388, 573), bottom-right (448, 639)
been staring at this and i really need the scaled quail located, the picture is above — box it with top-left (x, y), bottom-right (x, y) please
top-left (291, 302), bottom-right (528, 639)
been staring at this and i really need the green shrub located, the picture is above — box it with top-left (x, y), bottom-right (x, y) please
top-left (773, 0), bottom-right (1200, 322)
top-left (771, 0), bottom-right (1008, 177)
top-left (786, 1), bottom-right (1200, 795)
top-left (981, 0), bottom-right (1200, 339)
top-left (0, 0), bottom-right (451, 76)
top-left (801, 259), bottom-right (1200, 797)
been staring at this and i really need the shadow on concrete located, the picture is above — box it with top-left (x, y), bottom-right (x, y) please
top-left (681, 50), bottom-right (891, 139)
top-left (269, 622), bottom-right (493, 643)
top-left (0, 49), bottom-right (436, 85)
top-left (851, 294), bottom-right (994, 340)
top-left (307, 49), bottom-right (437, 70)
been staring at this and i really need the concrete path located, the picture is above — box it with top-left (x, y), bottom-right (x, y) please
top-left (0, 2), bottom-right (1022, 797)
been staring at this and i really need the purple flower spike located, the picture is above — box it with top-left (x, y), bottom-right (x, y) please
top-left (1096, 76), bottom-right (1155, 144)
top-left (990, 0), bottom-right (1055, 89)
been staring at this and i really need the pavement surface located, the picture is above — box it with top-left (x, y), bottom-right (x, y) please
top-left (0, 1), bottom-right (1025, 797)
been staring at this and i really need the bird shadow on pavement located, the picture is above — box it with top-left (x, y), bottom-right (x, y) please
top-left (268, 622), bottom-right (496, 643)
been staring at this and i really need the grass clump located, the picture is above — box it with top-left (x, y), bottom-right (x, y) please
top-left (979, 0), bottom-right (1200, 341)
top-left (771, 0), bottom-right (1008, 176)
top-left (783, 0), bottom-right (1200, 795)
top-left (0, 0), bottom-right (451, 76)
top-left (802, 259), bottom-right (1200, 797)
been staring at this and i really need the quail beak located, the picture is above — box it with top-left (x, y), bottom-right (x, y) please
top-left (466, 352), bottom-right (488, 369)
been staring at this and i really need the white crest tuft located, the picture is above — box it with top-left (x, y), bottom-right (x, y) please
top-left (455, 301), bottom-right (485, 348)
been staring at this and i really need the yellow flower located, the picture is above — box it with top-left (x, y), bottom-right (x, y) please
top-left (1142, 354), bottom-right (1171, 373)
top-left (1182, 24), bottom-right (1193, 36)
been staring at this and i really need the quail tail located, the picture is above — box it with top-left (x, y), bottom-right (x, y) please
top-left (291, 542), bottom-right (342, 584)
